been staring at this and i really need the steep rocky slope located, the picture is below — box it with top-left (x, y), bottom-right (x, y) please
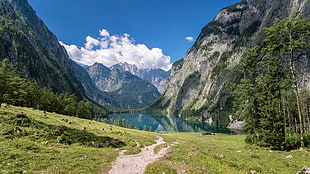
top-left (111, 62), bottom-right (170, 93)
top-left (85, 63), bottom-right (161, 109)
top-left (154, 0), bottom-right (310, 126)
top-left (0, 0), bottom-right (85, 97)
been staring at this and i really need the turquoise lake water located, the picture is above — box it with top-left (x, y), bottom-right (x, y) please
top-left (107, 113), bottom-right (237, 133)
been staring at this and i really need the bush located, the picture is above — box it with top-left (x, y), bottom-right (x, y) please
top-left (12, 113), bottom-right (32, 127)
top-left (284, 133), bottom-right (310, 150)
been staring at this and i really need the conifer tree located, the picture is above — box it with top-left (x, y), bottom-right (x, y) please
top-left (264, 17), bottom-right (310, 149)
top-left (233, 46), bottom-right (261, 143)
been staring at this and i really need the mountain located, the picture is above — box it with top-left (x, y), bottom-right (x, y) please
top-left (111, 62), bottom-right (170, 94)
top-left (84, 63), bottom-right (161, 109)
top-left (0, 0), bottom-right (86, 98)
top-left (152, 0), bottom-right (310, 126)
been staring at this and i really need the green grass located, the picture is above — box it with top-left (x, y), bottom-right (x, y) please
top-left (0, 105), bottom-right (309, 174)
top-left (0, 105), bottom-right (157, 173)
top-left (155, 133), bottom-right (310, 174)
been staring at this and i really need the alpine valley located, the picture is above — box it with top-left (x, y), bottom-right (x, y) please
top-left (1, 0), bottom-right (310, 126)
top-left (1, 0), bottom-right (310, 173)
top-left (0, 0), bottom-right (168, 110)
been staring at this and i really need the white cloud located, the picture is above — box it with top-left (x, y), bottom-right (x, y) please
top-left (61, 29), bottom-right (172, 71)
top-left (99, 29), bottom-right (110, 37)
top-left (185, 36), bottom-right (194, 42)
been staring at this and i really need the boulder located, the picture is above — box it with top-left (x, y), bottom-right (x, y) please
top-left (297, 167), bottom-right (310, 174)
top-left (91, 141), bottom-right (100, 148)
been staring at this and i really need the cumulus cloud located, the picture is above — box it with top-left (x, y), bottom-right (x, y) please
top-left (61, 29), bottom-right (172, 71)
top-left (185, 36), bottom-right (194, 42)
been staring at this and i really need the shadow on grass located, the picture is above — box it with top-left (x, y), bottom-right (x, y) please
top-left (2, 113), bottom-right (126, 148)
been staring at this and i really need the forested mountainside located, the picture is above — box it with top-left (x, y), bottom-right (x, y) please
top-left (152, 0), bottom-right (310, 126)
top-left (0, 0), bottom-right (160, 110)
top-left (0, 0), bottom-right (85, 98)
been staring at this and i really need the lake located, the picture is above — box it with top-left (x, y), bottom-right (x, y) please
top-left (107, 113), bottom-right (239, 133)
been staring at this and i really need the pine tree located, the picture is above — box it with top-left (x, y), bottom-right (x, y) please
top-left (256, 52), bottom-right (286, 147)
top-left (233, 46), bottom-right (261, 143)
top-left (264, 17), bottom-right (310, 149)
top-left (233, 17), bottom-right (310, 148)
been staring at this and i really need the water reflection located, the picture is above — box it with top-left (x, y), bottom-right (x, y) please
top-left (107, 113), bottom-right (235, 133)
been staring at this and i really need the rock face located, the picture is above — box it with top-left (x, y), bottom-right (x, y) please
top-left (84, 63), bottom-right (161, 109)
top-left (0, 0), bottom-right (85, 97)
top-left (111, 62), bottom-right (170, 94)
top-left (154, 0), bottom-right (310, 126)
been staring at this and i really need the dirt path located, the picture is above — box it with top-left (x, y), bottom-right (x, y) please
top-left (107, 137), bottom-right (169, 174)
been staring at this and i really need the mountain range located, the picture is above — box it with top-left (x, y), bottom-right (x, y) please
top-left (83, 62), bottom-right (161, 109)
top-left (151, 0), bottom-right (310, 126)
top-left (0, 0), bottom-right (163, 110)
top-left (1, 0), bottom-right (310, 125)
top-left (110, 62), bottom-right (170, 94)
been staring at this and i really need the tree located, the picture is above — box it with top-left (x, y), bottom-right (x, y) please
top-left (76, 100), bottom-right (91, 119)
top-left (233, 17), bottom-right (310, 148)
top-left (264, 17), bottom-right (310, 149)
top-left (233, 46), bottom-right (261, 143)
top-left (256, 52), bottom-right (286, 146)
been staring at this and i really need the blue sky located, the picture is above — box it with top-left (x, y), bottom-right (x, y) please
top-left (28, 0), bottom-right (240, 70)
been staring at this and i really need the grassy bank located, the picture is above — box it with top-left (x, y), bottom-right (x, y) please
top-left (0, 105), bottom-right (309, 173)
top-left (0, 105), bottom-right (158, 173)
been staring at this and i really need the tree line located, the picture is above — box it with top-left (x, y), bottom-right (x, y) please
top-left (233, 17), bottom-right (310, 150)
top-left (0, 58), bottom-right (91, 119)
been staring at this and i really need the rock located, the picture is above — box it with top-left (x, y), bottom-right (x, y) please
top-left (61, 119), bottom-right (68, 123)
top-left (13, 127), bottom-right (22, 134)
top-left (286, 155), bottom-right (293, 158)
top-left (91, 141), bottom-right (100, 148)
top-left (200, 131), bottom-right (215, 136)
top-left (297, 167), bottom-right (310, 174)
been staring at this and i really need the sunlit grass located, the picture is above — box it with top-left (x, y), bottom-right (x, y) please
top-left (0, 105), bottom-right (157, 173)
top-left (1, 105), bottom-right (309, 173)
top-left (153, 133), bottom-right (310, 174)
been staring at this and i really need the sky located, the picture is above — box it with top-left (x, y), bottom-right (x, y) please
top-left (28, 0), bottom-right (240, 70)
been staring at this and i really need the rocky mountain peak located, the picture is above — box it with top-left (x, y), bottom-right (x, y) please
top-left (154, 0), bottom-right (310, 125)
top-left (111, 62), bottom-right (170, 94)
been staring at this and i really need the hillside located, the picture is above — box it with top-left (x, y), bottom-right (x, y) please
top-left (153, 0), bottom-right (310, 126)
top-left (1, 105), bottom-right (309, 173)
top-left (0, 0), bottom-right (85, 97)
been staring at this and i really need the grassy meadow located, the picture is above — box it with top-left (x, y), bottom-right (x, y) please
top-left (0, 105), bottom-right (309, 174)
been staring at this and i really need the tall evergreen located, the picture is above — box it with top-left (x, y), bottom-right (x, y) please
top-left (233, 17), bottom-right (310, 148)
top-left (233, 46), bottom-right (261, 143)
top-left (264, 17), bottom-right (310, 149)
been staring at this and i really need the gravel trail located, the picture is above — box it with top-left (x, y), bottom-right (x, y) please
top-left (107, 137), bottom-right (169, 174)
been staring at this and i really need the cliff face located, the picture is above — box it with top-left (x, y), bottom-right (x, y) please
top-left (84, 63), bottom-right (161, 109)
top-left (156, 0), bottom-right (310, 125)
top-left (111, 62), bottom-right (170, 94)
top-left (0, 0), bottom-right (85, 97)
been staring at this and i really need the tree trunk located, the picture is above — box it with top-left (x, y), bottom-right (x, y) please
top-left (289, 48), bottom-right (304, 150)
